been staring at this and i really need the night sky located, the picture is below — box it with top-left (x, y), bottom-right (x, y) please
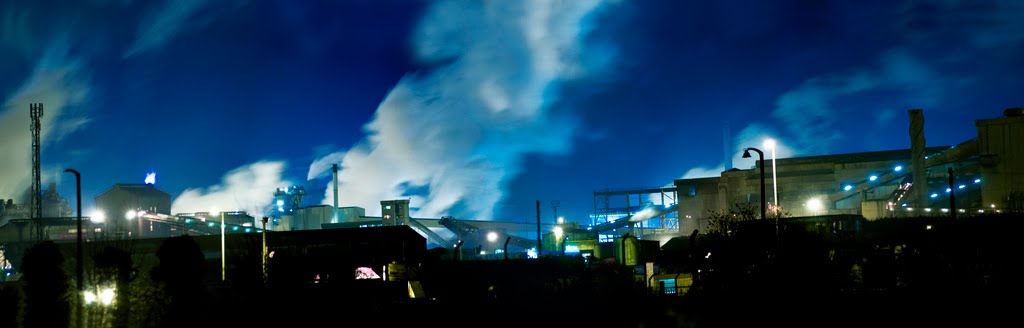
top-left (1, 0), bottom-right (1022, 224)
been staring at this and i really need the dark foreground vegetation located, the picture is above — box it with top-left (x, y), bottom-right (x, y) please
top-left (2, 214), bottom-right (1022, 327)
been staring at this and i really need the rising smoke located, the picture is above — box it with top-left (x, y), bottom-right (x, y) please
top-left (0, 45), bottom-right (89, 201)
top-left (171, 161), bottom-right (293, 218)
top-left (308, 0), bottom-right (611, 219)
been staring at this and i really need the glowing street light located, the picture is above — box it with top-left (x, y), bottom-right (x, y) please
top-left (805, 198), bottom-right (824, 212)
top-left (486, 231), bottom-right (499, 242)
top-left (90, 210), bottom-right (106, 224)
top-left (553, 226), bottom-right (563, 239)
top-left (125, 210), bottom-right (136, 220)
top-left (557, 216), bottom-right (565, 224)
top-left (83, 287), bottom-right (116, 306)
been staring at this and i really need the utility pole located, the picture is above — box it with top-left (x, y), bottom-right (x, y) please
top-left (262, 217), bottom-right (268, 283)
top-left (550, 200), bottom-right (560, 224)
top-left (949, 167), bottom-right (957, 219)
top-left (535, 200), bottom-right (542, 257)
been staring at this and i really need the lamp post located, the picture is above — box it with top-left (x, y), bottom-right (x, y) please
top-left (262, 217), bottom-right (268, 283)
top-left (764, 139), bottom-right (778, 213)
top-left (212, 209), bottom-right (225, 281)
top-left (64, 168), bottom-right (82, 328)
top-left (743, 148), bottom-right (767, 221)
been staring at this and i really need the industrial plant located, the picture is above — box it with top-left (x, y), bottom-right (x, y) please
top-left (1, 104), bottom-right (1022, 327)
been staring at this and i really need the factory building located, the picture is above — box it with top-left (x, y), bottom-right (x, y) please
top-left (95, 183), bottom-right (172, 238)
top-left (674, 110), bottom-right (1024, 234)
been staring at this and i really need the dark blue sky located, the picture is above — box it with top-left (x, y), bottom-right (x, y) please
top-left (1, 0), bottom-right (1021, 224)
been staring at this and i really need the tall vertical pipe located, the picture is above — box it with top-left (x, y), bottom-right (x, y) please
top-left (332, 164), bottom-right (339, 222)
top-left (909, 109), bottom-right (928, 208)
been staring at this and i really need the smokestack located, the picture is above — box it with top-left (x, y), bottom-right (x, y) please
top-left (908, 109), bottom-right (928, 208)
top-left (723, 121), bottom-right (732, 170)
top-left (332, 164), bottom-right (339, 222)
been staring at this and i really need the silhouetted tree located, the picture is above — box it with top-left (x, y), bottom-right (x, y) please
top-left (0, 284), bottom-right (20, 328)
top-left (92, 247), bottom-right (134, 328)
top-left (151, 235), bottom-right (208, 327)
top-left (21, 241), bottom-right (70, 328)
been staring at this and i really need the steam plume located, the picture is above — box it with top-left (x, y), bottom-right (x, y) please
top-left (309, 0), bottom-right (611, 219)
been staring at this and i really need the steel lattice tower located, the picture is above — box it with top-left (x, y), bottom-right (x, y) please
top-left (30, 103), bottom-right (43, 240)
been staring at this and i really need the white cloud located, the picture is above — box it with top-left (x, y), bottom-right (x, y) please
top-left (123, 0), bottom-right (240, 57)
top-left (311, 0), bottom-right (611, 219)
top-left (171, 160), bottom-right (292, 218)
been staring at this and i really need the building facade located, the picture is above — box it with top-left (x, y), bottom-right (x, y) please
top-left (674, 112), bottom-right (1024, 235)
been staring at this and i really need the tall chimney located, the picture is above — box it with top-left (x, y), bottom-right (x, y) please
top-left (908, 109), bottom-right (928, 208)
top-left (723, 121), bottom-right (733, 170)
top-left (332, 164), bottom-right (339, 222)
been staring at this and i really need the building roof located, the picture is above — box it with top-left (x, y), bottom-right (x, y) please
top-left (97, 183), bottom-right (171, 198)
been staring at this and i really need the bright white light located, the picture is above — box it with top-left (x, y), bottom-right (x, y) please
top-left (941, 208), bottom-right (949, 213)
top-left (894, 165), bottom-right (903, 171)
top-left (486, 231), bottom-right (498, 242)
top-left (926, 225), bottom-right (932, 230)
top-left (276, 200), bottom-right (284, 207)
top-left (946, 188), bottom-right (952, 193)
top-left (763, 138), bottom-right (776, 148)
top-left (843, 185), bottom-right (853, 191)
top-left (144, 172), bottom-right (156, 185)
top-left (553, 226), bottom-right (563, 239)
top-left (930, 193), bottom-right (938, 198)
top-left (805, 198), bottom-right (823, 212)
top-left (958, 185), bottom-right (966, 189)
top-left (907, 208), bottom-right (914, 211)
top-left (557, 217), bottom-right (564, 224)
top-left (869, 175), bottom-right (878, 181)
top-left (90, 210), bottom-right (106, 223)
top-left (924, 208), bottom-right (932, 212)
top-left (479, 250), bottom-right (486, 255)
top-left (705, 252), bottom-right (712, 259)
top-left (99, 288), bottom-right (115, 305)
top-left (210, 208), bottom-right (220, 216)
top-left (991, 204), bottom-right (996, 208)
top-left (974, 178), bottom-right (982, 183)
top-left (83, 291), bottom-right (96, 305)
top-left (527, 248), bottom-right (538, 259)
top-left (978, 209), bottom-right (985, 213)
top-left (125, 210), bottom-right (136, 220)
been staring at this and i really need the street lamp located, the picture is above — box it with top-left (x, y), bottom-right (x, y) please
top-left (742, 148), bottom-right (767, 221)
top-left (764, 139), bottom-right (778, 213)
top-left (211, 208), bottom-right (225, 281)
top-left (486, 231), bottom-right (498, 243)
top-left (64, 168), bottom-right (83, 328)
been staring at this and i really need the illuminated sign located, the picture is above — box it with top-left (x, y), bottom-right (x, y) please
top-left (565, 245), bottom-right (580, 253)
